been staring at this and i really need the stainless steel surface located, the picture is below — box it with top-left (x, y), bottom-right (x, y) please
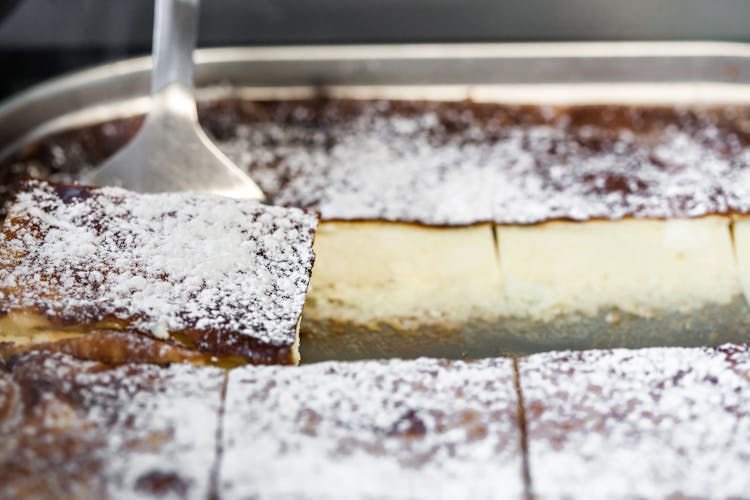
top-left (83, 0), bottom-right (264, 199)
top-left (3, 42), bottom-right (750, 160)
top-left (3, 0), bottom-right (750, 47)
top-left (151, 0), bottom-right (198, 93)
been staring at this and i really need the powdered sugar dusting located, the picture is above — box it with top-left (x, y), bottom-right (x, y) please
top-left (212, 101), bottom-right (749, 225)
top-left (491, 127), bottom-right (728, 223)
top-left (0, 352), bottom-right (224, 499)
top-left (220, 357), bottom-right (523, 499)
top-left (219, 108), bottom-right (495, 225)
top-left (520, 344), bottom-right (750, 498)
top-left (0, 179), bottom-right (318, 349)
top-left (5, 100), bottom-right (749, 225)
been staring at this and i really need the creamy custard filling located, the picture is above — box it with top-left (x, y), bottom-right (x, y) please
top-left (303, 221), bottom-right (502, 326)
top-left (497, 216), bottom-right (741, 320)
top-left (305, 216), bottom-right (744, 326)
top-left (300, 216), bottom-right (750, 361)
top-left (731, 215), bottom-right (750, 310)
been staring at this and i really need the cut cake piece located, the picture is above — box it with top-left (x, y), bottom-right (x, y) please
top-left (219, 357), bottom-right (524, 499)
top-left (519, 344), bottom-right (750, 498)
top-left (0, 179), bottom-right (318, 365)
top-left (0, 351), bottom-right (224, 499)
top-left (300, 221), bottom-right (503, 361)
top-left (496, 216), bottom-right (749, 351)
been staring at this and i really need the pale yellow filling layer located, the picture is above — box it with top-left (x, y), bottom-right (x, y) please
top-left (498, 216), bottom-right (740, 321)
top-left (305, 217), bottom-right (743, 326)
top-left (303, 222), bottom-right (502, 327)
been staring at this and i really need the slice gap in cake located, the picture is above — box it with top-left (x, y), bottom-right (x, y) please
top-left (0, 179), bottom-right (318, 366)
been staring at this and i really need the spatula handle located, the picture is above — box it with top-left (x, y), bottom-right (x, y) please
top-left (151, 0), bottom-right (199, 94)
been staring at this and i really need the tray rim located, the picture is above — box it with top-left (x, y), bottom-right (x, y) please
top-left (4, 40), bottom-right (750, 161)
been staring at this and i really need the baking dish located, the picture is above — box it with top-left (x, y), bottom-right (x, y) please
top-left (3, 41), bottom-right (750, 159)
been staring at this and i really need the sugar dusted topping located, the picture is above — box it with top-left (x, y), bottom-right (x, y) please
top-left (4, 100), bottom-right (750, 225)
top-left (220, 357), bottom-right (523, 499)
top-left (520, 344), bottom-right (750, 498)
top-left (490, 127), bottom-right (728, 223)
top-left (0, 179), bottom-right (318, 348)
top-left (212, 100), bottom-right (748, 225)
top-left (0, 352), bottom-right (224, 499)
top-left (217, 103), bottom-right (495, 225)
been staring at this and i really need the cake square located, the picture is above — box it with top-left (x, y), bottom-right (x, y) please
top-left (494, 216), bottom-right (750, 351)
top-left (219, 357), bottom-right (524, 499)
top-left (520, 344), bottom-right (750, 498)
top-left (0, 352), bottom-right (225, 499)
top-left (301, 221), bottom-right (503, 361)
top-left (0, 179), bottom-right (318, 365)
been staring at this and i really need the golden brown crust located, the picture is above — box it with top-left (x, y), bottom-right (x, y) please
top-left (0, 330), bottom-right (207, 366)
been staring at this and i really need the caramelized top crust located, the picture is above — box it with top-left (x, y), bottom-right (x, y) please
top-left (0, 179), bottom-right (318, 349)
top-left (5, 99), bottom-right (750, 225)
top-left (0, 352), bottom-right (224, 499)
top-left (520, 343), bottom-right (750, 498)
top-left (221, 357), bottom-right (523, 499)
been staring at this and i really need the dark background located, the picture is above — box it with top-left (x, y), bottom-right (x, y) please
top-left (1, 0), bottom-right (750, 100)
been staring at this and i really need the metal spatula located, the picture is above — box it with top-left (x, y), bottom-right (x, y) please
top-left (81, 0), bottom-right (265, 200)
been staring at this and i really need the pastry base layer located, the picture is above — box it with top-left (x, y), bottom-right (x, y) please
top-left (0, 310), bottom-right (293, 367)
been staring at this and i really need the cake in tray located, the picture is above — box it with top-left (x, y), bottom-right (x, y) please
top-left (219, 356), bottom-right (523, 499)
top-left (4, 99), bottom-right (750, 360)
top-left (209, 100), bottom-right (750, 359)
top-left (520, 343), bottom-right (750, 498)
top-left (0, 351), bottom-right (224, 499)
top-left (0, 179), bottom-right (318, 366)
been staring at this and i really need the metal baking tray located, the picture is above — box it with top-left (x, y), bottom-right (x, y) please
top-left (3, 41), bottom-right (750, 160)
